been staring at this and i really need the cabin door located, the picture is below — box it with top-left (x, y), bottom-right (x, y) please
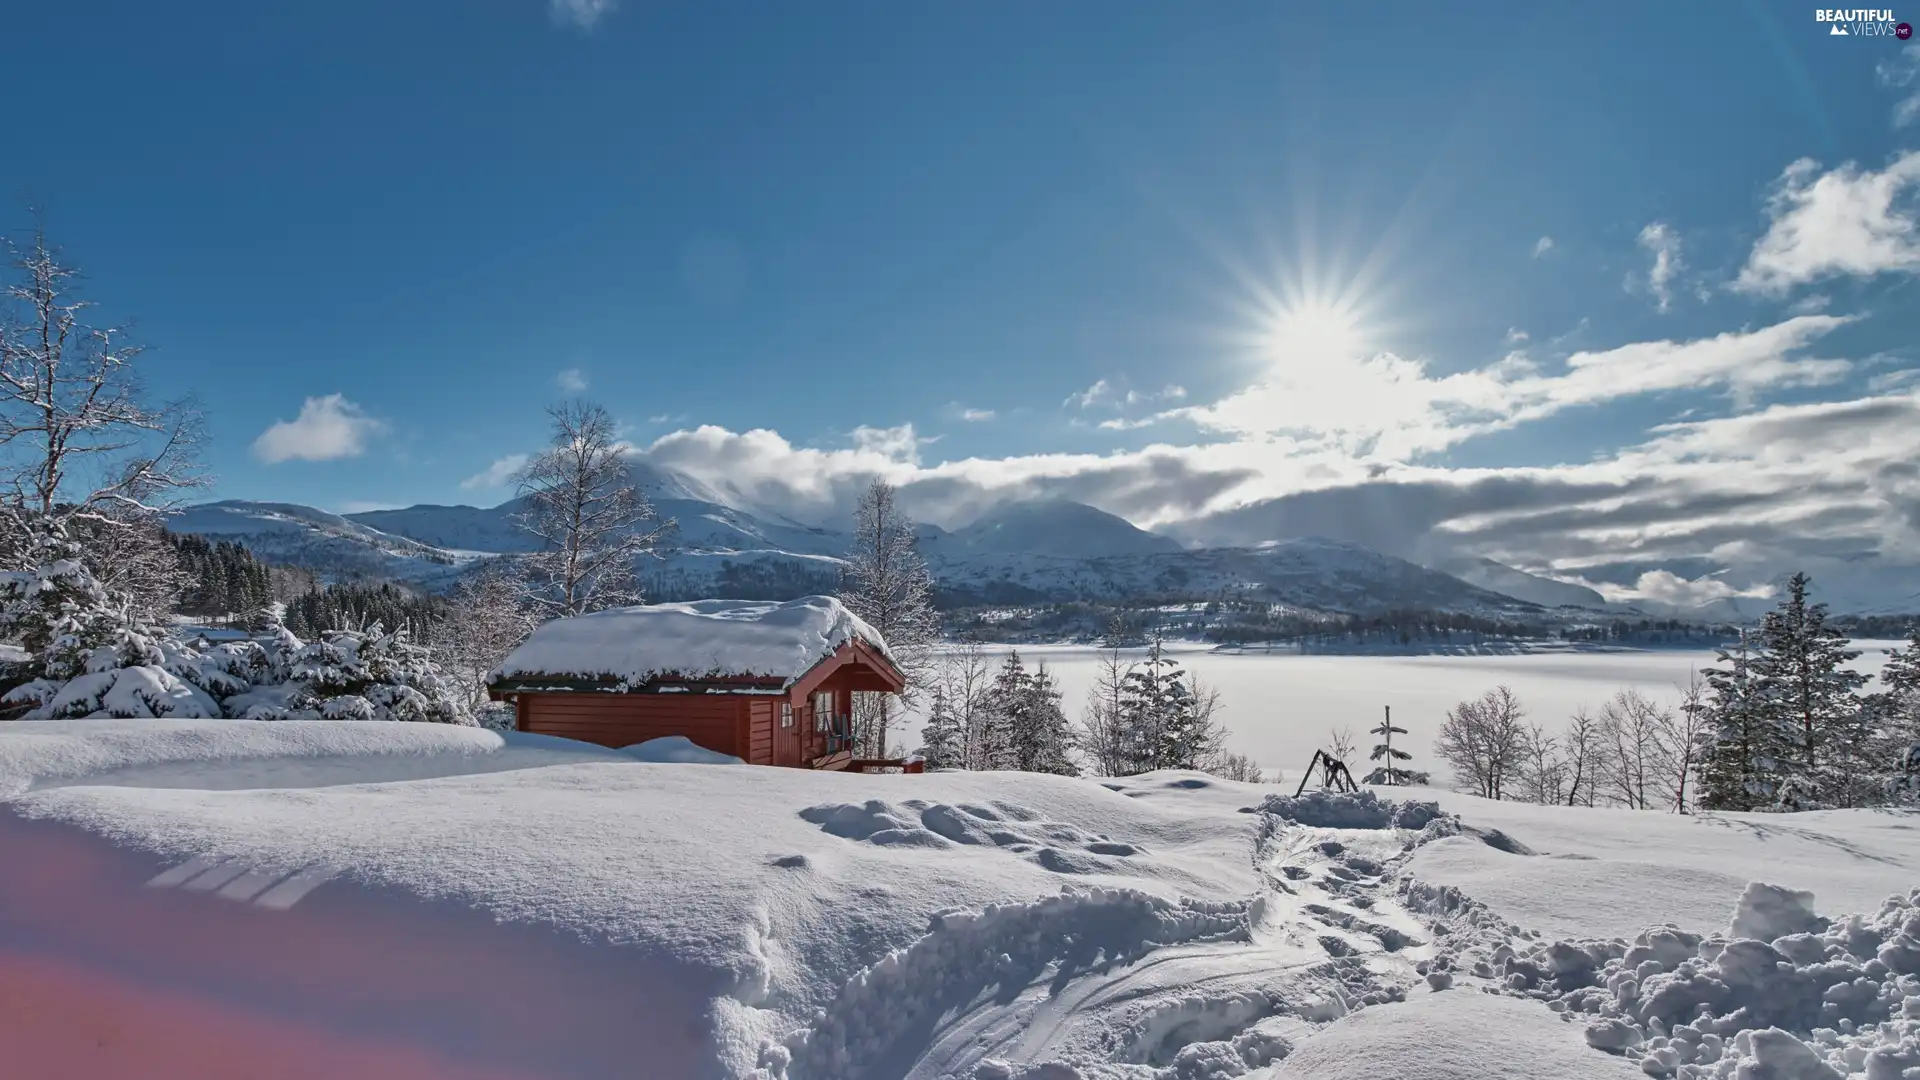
top-left (776, 698), bottom-right (802, 766)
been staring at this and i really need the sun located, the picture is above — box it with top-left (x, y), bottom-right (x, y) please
top-left (1268, 300), bottom-right (1364, 361)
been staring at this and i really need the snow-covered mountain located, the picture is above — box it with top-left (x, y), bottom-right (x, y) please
top-left (169, 487), bottom-right (1547, 617)
top-left (1435, 558), bottom-right (1607, 610)
top-left (923, 498), bottom-right (1183, 560)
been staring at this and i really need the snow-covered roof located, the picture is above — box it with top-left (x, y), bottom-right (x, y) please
top-left (490, 594), bottom-right (894, 688)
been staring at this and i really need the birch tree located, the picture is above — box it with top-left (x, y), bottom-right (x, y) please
top-left (837, 478), bottom-right (937, 757)
top-left (1435, 685), bottom-right (1527, 799)
top-left (435, 563), bottom-right (539, 709)
top-left (1656, 672), bottom-right (1713, 813)
top-left (0, 222), bottom-right (208, 539)
top-left (1559, 706), bottom-right (1607, 807)
top-left (1600, 688), bottom-right (1669, 810)
top-left (1078, 639), bottom-right (1134, 776)
top-left (512, 401), bottom-right (673, 619)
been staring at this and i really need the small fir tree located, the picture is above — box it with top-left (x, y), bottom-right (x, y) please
top-left (918, 685), bottom-right (966, 771)
top-left (1366, 706), bottom-right (1420, 785)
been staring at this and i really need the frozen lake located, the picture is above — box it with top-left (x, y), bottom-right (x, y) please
top-left (906, 640), bottom-right (1906, 785)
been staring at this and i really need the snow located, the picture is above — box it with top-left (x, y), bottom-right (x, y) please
top-left (1271, 991), bottom-right (1646, 1080)
top-left (11, 723), bottom-right (1920, 1078)
top-left (492, 594), bottom-right (893, 687)
top-left (626, 735), bottom-right (745, 764)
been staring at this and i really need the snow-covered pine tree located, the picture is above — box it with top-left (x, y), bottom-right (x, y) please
top-left (1699, 631), bottom-right (1770, 811)
top-left (837, 478), bottom-right (937, 758)
top-left (975, 652), bottom-right (1029, 771)
top-left (1871, 625), bottom-right (1920, 803)
top-left (917, 685), bottom-right (966, 771)
top-left (1366, 705), bottom-right (1420, 785)
top-left (1115, 636), bottom-right (1181, 774)
top-left (1155, 672), bottom-right (1223, 771)
top-left (0, 519), bottom-right (122, 682)
top-left (1749, 573), bottom-right (1868, 808)
top-left (1009, 662), bottom-right (1078, 776)
top-left (269, 622), bottom-right (470, 724)
top-left (5, 623), bottom-right (222, 720)
top-left (0, 519), bottom-right (272, 719)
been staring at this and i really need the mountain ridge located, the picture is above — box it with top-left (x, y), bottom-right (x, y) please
top-left (168, 491), bottom-right (1562, 618)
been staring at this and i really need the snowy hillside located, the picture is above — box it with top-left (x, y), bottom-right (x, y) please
top-left (1436, 558), bottom-right (1608, 610)
top-left (166, 501), bottom-right (481, 585)
top-left (170, 484), bottom-right (1546, 616)
top-left (8, 721), bottom-right (1920, 1079)
top-left (925, 499), bottom-right (1184, 560)
top-left (925, 538), bottom-right (1540, 615)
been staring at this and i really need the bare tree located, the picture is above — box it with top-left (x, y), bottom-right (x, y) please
top-left (1515, 722), bottom-right (1568, 805)
top-left (1435, 685), bottom-right (1527, 799)
top-left (1655, 672), bottom-right (1713, 814)
top-left (0, 221), bottom-right (207, 563)
top-left (80, 509), bottom-right (189, 626)
top-left (933, 640), bottom-right (995, 769)
top-left (838, 478), bottom-right (938, 757)
top-left (512, 401), bottom-right (673, 619)
top-left (1078, 637), bottom-right (1134, 776)
top-left (1599, 688), bottom-right (1672, 810)
top-left (1207, 751), bottom-right (1265, 783)
top-left (1326, 724), bottom-right (1359, 762)
top-left (435, 563), bottom-right (540, 710)
top-left (1560, 707), bottom-right (1608, 807)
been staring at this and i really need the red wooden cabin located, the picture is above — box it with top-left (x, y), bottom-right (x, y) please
top-left (487, 596), bottom-right (912, 771)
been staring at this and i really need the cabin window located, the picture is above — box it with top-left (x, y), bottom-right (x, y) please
top-left (813, 691), bottom-right (835, 731)
top-left (780, 702), bottom-right (793, 728)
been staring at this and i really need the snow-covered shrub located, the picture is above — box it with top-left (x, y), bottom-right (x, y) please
top-left (0, 522), bottom-right (233, 720)
top-left (252, 622), bottom-right (471, 725)
top-left (4, 626), bottom-right (220, 720)
top-left (0, 519), bottom-right (125, 680)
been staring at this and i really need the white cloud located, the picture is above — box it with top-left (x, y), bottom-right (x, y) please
top-left (1735, 151), bottom-right (1920, 294)
top-left (1064, 379), bottom-right (1116, 410)
top-left (849, 423), bottom-right (930, 463)
top-left (1505, 328), bottom-right (1529, 345)
top-left (1532, 236), bottom-right (1555, 258)
top-left (556, 368), bottom-right (589, 393)
top-left (549, 0), bottom-right (616, 29)
top-left (1162, 315), bottom-right (1851, 459)
top-left (958, 408), bottom-right (996, 422)
top-left (252, 394), bottom-right (386, 464)
top-left (1633, 222), bottom-right (1684, 312)
top-left (461, 453), bottom-right (530, 491)
top-left (1066, 379), bottom-right (1186, 414)
top-left (1880, 47), bottom-right (1920, 127)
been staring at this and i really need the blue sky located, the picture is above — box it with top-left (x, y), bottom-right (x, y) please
top-left (6, 2), bottom-right (1920, 604)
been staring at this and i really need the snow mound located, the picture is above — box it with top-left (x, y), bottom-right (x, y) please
top-left (623, 736), bottom-right (744, 765)
top-left (491, 595), bottom-right (893, 687)
top-left (1271, 990), bottom-right (1645, 1080)
top-left (1487, 885), bottom-right (1920, 1078)
top-left (778, 886), bottom-right (1256, 1078)
top-left (1260, 788), bottom-right (1444, 831)
top-left (1407, 835), bottom-right (1757, 941)
top-left (1729, 882), bottom-right (1828, 942)
top-left (798, 798), bottom-right (1147, 866)
top-left (0, 718), bottom-right (617, 797)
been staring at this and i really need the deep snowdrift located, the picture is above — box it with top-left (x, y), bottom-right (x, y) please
top-left (6, 722), bottom-right (1920, 1079)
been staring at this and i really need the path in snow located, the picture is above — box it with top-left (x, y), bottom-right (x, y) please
top-left (770, 790), bottom-right (1462, 1080)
